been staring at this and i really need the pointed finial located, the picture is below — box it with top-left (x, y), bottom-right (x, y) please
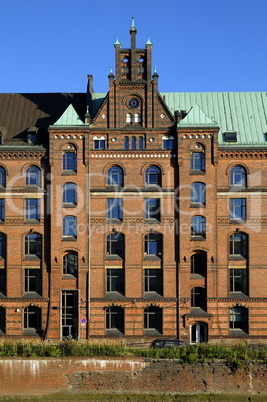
top-left (114, 38), bottom-right (121, 48)
top-left (146, 38), bottom-right (153, 47)
top-left (130, 16), bottom-right (137, 32)
top-left (154, 66), bottom-right (157, 73)
top-left (110, 66), bottom-right (113, 74)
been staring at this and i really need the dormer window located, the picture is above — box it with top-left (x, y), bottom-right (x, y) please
top-left (224, 131), bottom-right (237, 142)
top-left (27, 127), bottom-right (39, 145)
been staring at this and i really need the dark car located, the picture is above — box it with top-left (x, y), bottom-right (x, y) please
top-left (150, 339), bottom-right (187, 348)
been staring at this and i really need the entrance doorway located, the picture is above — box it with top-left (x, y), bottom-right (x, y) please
top-left (61, 290), bottom-right (78, 339)
top-left (190, 322), bottom-right (207, 344)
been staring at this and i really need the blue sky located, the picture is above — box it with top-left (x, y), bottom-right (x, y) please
top-left (1, 0), bottom-right (267, 94)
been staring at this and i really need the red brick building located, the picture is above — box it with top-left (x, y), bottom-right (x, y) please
top-left (0, 21), bottom-right (267, 343)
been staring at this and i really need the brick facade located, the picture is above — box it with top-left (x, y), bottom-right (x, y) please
top-left (0, 22), bottom-right (267, 343)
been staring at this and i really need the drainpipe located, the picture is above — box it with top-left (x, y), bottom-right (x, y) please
top-left (87, 161), bottom-right (91, 338)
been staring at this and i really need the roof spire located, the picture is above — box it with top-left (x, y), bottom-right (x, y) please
top-left (130, 16), bottom-right (137, 33)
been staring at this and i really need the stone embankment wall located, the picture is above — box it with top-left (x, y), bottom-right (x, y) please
top-left (0, 358), bottom-right (267, 396)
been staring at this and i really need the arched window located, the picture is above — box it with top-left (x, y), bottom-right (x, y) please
top-left (144, 232), bottom-right (162, 257)
top-left (124, 136), bottom-right (129, 150)
top-left (0, 307), bottom-right (5, 334)
top-left (106, 232), bottom-right (124, 258)
top-left (134, 113), bottom-right (141, 123)
top-left (190, 144), bottom-right (205, 172)
top-left (62, 183), bottom-right (77, 204)
top-left (24, 233), bottom-right (41, 258)
top-left (107, 166), bottom-right (123, 186)
top-left (126, 113), bottom-right (133, 123)
top-left (26, 166), bottom-right (41, 186)
top-left (63, 252), bottom-right (78, 277)
top-left (62, 145), bottom-right (77, 172)
top-left (63, 216), bottom-right (77, 238)
top-left (0, 167), bottom-right (6, 187)
top-left (145, 165), bottom-right (161, 186)
top-left (139, 136), bottom-right (144, 150)
top-left (106, 306), bottom-right (124, 334)
top-left (132, 136), bottom-right (136, 150)
top-left (144, 306), bottom-right (162, 334)
top-left (191, 287), bottom-right (206, 310)
top-left (0, 233), bottom-right (6, 259)
top-left (191, 252), bottom-right (207, 276)
top-left (191, 216), bottom-right (206, 238)
top-left (230, 166), bottom-right (246, 187)
top-left (229, 306), bottom-right (248, 333)
top-left (229, 232), bottom-right (248, 258)
top-left (191, 323), bottom-right (207, 344)
top-left (190, 182), bottom-right (206, 205)
top-left (24, 306), bottom-right (41, 333)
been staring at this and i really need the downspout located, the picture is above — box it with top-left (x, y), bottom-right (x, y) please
top-left (87, 160), bottom-right (91, 338)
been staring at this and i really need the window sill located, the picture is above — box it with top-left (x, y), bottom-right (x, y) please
top-left (230, 329), bottom-right (248, 337)
top-left (230, 219), bottom-right (246, 224)
top-left (144, 255), bottom-right (161, 260)
top-left (0, 220), bottom-right (4, 224)
top-left (62, 171), bottom-right (77, 175)
top-left (25, 219), bottom-right (40, 224)
top-left (23, 256), bottom-right (41, 261)
top-left (190, 236), bottom-right (206, 241)
top-left (190, 170), bottom-right (205, 175)
top-left (105, 329), bottom-right (124, 336)
top-left (144, 185), bottom-right (162, 192)
top-left (62, 203), bottom-right (77, 208)
top-left (105, 255), bottom-right (123, 261)
top-left (229, 255), bottom-right (247, 261)
top-left (145, 218), bottom-right (161, 224)
top-left (190, 274), bottom-right (205, 279)
top-left (106, 219), bottom-right (122, 224)
top-left (62, 237), bottom-right (77, 241)
top-left (190, 203), bottom-right (205, 208)
top-left (63, 274), bottom-right (77, 280)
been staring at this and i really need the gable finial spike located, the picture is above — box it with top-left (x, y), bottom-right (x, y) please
top-left (132, 16), bottom-right (135, 28)
top-left (110, 66), bottom-right (113, 74)
top-left (154, 66), bottom-right (157, 73)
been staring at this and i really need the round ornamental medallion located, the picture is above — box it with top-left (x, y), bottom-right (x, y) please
top-left (128, 98), bottom-right (139, 109)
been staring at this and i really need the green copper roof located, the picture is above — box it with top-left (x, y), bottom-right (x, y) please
top-left (178, 104), bottom-right (218, 128)
top-left (52, 104), bottom-right (84, 126)
top-left (161, 92), bottom-right (267, 146)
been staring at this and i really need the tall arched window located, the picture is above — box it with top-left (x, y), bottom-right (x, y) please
top-left (24, 233), bottom-right (42, 258)
top-left (190, 144), bottom-right (205, 172)
top-left (145, 165), bottom-right (161, 186)
top-left (191, 216), bottom-right (206, 238)
top-left (0, 167), bottom-right (6, 187)
top-left (190, 182), bottom-right (206, 205)
top-left (63, 252), bottom-right (78, 277)
top-left (107, 166), bottom-right (123, 186)
top-left (26, 166), bottom-right (41, 186)
top-left (63, 216), bottom-right (77, 238)
top-left (132, 136), bottom-right (136, 150)
top-left (229, 232), bottom-right (248, 258)
top-left (134, 113), bottom-right (141, 123)
top-left (0, 233), bottom-right (6, 259)
top-left (62, 144), bottom-right (77, 172)
top-left (124, 136), bottom-right (129, 150)
top-left (139, 136), bottom-right (144, 150)
top-left (230, 166), bottom-right (246, 187)
top-left (62, 183), bottom-right (77, 204)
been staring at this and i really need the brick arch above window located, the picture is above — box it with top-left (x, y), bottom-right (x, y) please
top-left (102, 163), bottom-right (126, 175)
top-left (225, 162), bottom-right (250, 175)
top-left (20, 163), bottom-right (42, 175)
top-left (188, 141), bottom-right (206, 151)
top-left (140, 163), bottom-right (164, 176)
top-left (60, 142), bottom-right (78, 151)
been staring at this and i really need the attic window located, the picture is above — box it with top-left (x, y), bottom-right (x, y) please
top-left (27, 127), bottom-right (39, 145)
top-left (224, 132), bottom-right (237, 142)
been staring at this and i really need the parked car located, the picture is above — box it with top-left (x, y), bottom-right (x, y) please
top-left (150, 339), bottom-right (187, 348)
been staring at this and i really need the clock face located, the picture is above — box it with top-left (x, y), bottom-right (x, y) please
top-left (128, 98), bottom-right (139, 109)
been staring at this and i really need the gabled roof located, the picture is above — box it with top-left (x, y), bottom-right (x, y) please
top-left (52, 104), bottom-right (84, 127)
top-left (178, 104), bottom-right (218, 128)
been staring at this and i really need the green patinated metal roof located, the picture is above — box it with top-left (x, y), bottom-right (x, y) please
top-left (52, 104), bottom-right (84, 126)
top-left (178, 104), bottom-right (218, 128)
top-left (160, 92), bottom-right (267, 147)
